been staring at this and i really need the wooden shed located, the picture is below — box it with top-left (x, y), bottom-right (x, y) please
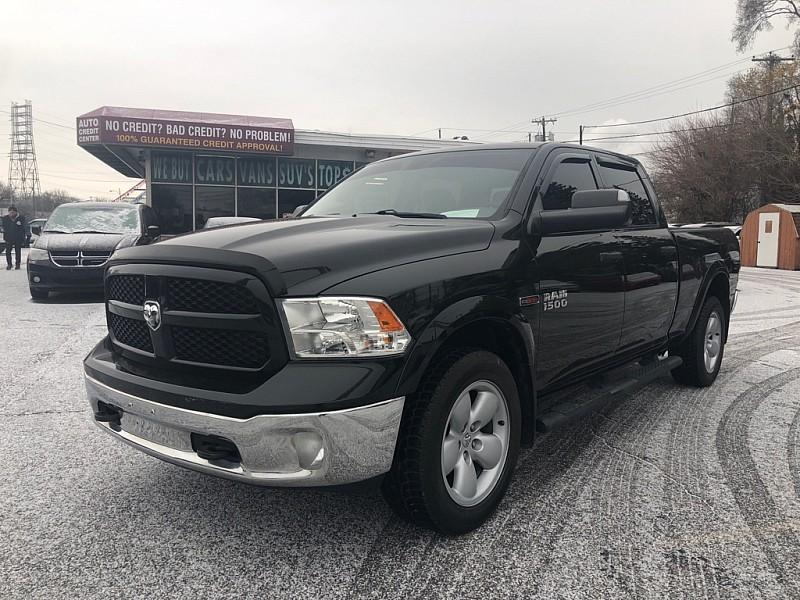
top-left (740, 203), bottom-right (800, 270)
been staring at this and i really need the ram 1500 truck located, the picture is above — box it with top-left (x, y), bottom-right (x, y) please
top-left (84, 143), bottom-right (739, 534)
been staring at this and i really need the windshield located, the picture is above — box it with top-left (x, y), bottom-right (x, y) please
top-left (302, 149), bottom-right (532, 219)
top-left (43, 205), bottom-right (140, 234)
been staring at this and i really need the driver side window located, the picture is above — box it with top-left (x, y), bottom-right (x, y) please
top-left (541, 158), bottom-right (598, 210)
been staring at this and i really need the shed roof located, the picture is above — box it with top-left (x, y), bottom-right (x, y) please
top-left (771, 203), bottom-right (800, 213)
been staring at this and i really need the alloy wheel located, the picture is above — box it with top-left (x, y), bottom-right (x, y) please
top-left (440, 380), bottom-right (510, 507)
top-left (704, 310), bottom-right (722, 373)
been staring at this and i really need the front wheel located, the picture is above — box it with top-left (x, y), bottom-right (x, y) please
top-left (671, 296), bottom-right (726, 387)
top-left (382, 350), bottom-right (521, 534)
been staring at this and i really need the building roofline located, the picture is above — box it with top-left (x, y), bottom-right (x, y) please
top-left (293, 128), bottom-right (476, 151)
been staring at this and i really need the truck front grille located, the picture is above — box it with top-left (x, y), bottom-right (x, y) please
top-left (108, 312), bottom-right (154, 353)
top-left (166, 278), bottom-right (259, 314)
top-left (172, 326), bottom-right (269, 369)
top-left (105, 267), bottom-right (279, 373)
top-left (108, 275), bottom-right (145, 305)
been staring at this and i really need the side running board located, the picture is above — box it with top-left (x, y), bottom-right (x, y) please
top-left (536, 355), bottom-right (683, 432)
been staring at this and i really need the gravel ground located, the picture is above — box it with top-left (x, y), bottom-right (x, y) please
top-left (1, 254), bottom-right (799, 599)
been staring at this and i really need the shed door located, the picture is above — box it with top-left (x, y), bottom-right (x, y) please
top-left (756, 213), bottom-right (780, 268)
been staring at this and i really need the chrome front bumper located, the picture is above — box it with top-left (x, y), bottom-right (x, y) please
top-left (85, 376), bottom-right (405, 486)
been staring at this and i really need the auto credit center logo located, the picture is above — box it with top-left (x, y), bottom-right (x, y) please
top-left (143, 300), bottom-right (162, 331)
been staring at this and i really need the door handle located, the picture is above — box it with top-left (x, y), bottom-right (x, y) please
top-left (659, 246), bottom-right (677, 257)
top-left (599, 251), bottom-right (623, 264)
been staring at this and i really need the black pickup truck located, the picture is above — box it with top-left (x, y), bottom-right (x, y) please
top-left (84, 143), bottom-right (739, 534)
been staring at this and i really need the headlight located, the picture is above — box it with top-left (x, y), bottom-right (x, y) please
top-left (28, 248), bottom-right (49, 262)
top-left (279, 297), bottom-right (411, 358)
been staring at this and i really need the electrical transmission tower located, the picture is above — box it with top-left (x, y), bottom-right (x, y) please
top-left (7, 100), bottom-right (42, 216)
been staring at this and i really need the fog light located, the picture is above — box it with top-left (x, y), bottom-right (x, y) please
top-left (292, 432), bottom-right (325, 470)
top-left (32, 276), bottom-right (41, 283)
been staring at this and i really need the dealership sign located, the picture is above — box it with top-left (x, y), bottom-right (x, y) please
top-left (77, 107), bottom-right (294, 156)
top-left (152, 151), bottom-right (357, 189)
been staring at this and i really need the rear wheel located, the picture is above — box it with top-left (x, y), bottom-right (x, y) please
top-left (30, 288), bottom-right (49, 300)
top-left (671, 296), bottom-right (725, 387)
top-left (382, 350), bottom-right (521, 534)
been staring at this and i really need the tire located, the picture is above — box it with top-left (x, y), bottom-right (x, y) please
top-left (30, 288), bottom-right (49, 300)
top-left (671, 295), bottom-right (725, 387)
top-left (382, 349), bottom-right (521, 534)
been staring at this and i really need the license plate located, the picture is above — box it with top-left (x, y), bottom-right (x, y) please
top-left (121, 413), bottom-right (191, 451)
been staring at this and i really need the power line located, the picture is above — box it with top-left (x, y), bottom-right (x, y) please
top-left (548, 45), bottom-right (791, 119)
top-left (39, 172), bottom-right (136, 182)
top-left (563, 66), bottom-right (753, 122)
top-left (551, 63), bottom-right (750, 119)
top-left (412, 46), bottom-right (793, 143)
top-left (582, 82), bottom-right (800, 129)
top-left (570, 123), bottom-right (732, 144)
top-left (473, 119), bottom-right (538, 141)
top-left (0, 109), bottom-right (74, 130)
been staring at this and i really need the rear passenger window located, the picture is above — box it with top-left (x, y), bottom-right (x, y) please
top-left (542, 159), bottom-right (598, 210)
top-left (597, 162), bottom-right (657, 226)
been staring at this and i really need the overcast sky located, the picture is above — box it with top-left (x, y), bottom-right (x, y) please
top-left (0, 0), bottom-right (795, 199)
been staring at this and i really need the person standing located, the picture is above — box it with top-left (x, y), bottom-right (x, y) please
top-left (2, 206), bottom-right (26, 270)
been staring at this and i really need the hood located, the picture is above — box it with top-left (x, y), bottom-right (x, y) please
top-left (35, 232), bottom-right (133, 252)
top-left (114, 216), bottom-right (494, 295)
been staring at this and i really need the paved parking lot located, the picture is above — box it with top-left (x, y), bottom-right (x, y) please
top-left (1, 252), bottom-right (799, 599)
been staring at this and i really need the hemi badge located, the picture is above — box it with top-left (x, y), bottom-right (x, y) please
top-left (519, 295), bottom-right (540, 307)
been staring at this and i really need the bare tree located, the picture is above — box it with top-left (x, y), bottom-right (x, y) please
top-left (652, 115), bottom-right (759, 223)
top-left (732, 0), bottom-right (800, 51)
top-left (651, 62), bottom-right (800, 223)
top-left (0, 181), bottom-right (81, 217)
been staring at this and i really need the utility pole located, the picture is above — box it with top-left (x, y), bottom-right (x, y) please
top-left (751, 51), bottom-right (795, 69)
top-left (533, 116), bottom-right (557, 142)
top-left (7, 100), bottom-right (42, 218)
top-left (579, 125), bottom-right (584, 145)
top-left (751, 52), bottom-right (795, 204)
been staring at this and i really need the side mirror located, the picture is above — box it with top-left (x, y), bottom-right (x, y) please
top-left (290, 205), bottom-right (308, 218)
top-left (146, 225), bottom-right (161, 239)
top-left (31, 226), bottom-right (41, 235)
top-left (538, 189), bottom-right (631, 234)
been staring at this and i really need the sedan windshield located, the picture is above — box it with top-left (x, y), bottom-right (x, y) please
top-left (43, 205), bottom-right (140, 234)
top-left (302, 149), bottom-right (532, 219)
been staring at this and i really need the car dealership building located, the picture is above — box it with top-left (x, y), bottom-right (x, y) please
top-left (76, 106), bottom-right (466, 234)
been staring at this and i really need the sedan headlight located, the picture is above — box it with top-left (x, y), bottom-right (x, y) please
top-left (279, 297), bottom-right (411, 358)
top-left (28, 247), bottom-right (50, 262)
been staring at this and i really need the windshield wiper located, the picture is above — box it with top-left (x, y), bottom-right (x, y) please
top-left (42, 229), bottom-right (69, 234)
top-left (71, 230), bottom-right (119, 234)
top-left (364, 209), bottom-right (447, 219)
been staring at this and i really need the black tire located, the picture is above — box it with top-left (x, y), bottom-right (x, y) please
top-left (671, 295), bottom-right (725, 387)
top-left (30, 288), bottom-right (49, 300)
top-left (382, 349), bottom-right (521, 534)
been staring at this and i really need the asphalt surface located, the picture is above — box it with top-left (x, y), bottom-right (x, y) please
top-left (2, 252), bottom-right (800, 599)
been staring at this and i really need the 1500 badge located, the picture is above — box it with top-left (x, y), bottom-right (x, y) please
top-left (542, 290), bottom-right (568, 311)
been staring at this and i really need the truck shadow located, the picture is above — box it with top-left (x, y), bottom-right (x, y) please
top-left (30, 292), bottom-right (105, 305)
